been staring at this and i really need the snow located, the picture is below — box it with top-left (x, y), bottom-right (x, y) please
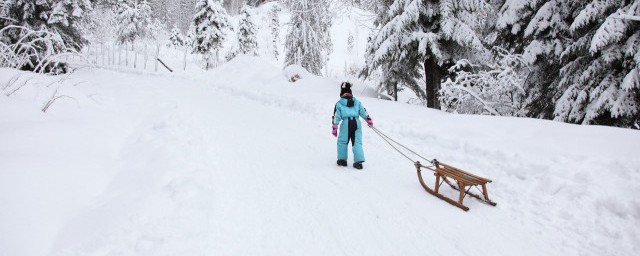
top-left (1, 56), bottom-right (639, 256)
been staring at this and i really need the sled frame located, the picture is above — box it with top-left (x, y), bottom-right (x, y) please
top-left (415, 160), bottom-right (496, 211)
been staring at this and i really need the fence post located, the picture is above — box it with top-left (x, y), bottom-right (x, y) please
top-left (183, 45), bottom-right (187, 71)
top-left (118, 44), bottom-right (121, 65)
top-left (144, 43), bottom-right (148, 70)
top-left (111, 44), bottom-right (115, 65)
top-left (155, 44), bottom-right (160, 72)
top-left (95, 44), bottom-right (99, 64)
top-left (134, 42), bottom-right (138, 69)
top-left (101, 43), bottom-right (105, 66)
top-left (125, 43), bottom-right (129, 67)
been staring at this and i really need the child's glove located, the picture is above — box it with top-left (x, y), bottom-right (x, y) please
top-left (366, 117), bottom-right (373, 127)
top-left (332, 124), bottom-right (338, 137)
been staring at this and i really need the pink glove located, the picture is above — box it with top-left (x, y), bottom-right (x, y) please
top-left (331, 124), bottom-right (338, 137)
top-left (366, 117), bottom-right (373, 127)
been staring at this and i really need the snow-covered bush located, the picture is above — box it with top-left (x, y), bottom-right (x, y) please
top-left (1, 0), bottom-right (90, 73)
top-left (0, 25), bottom-right (73, 74)
top-left (283, 64), bottom-right (310, 82)
top-left (440, 48), bottom-right (528, 116)
top-left (0, 0), bottom-right (91, 50)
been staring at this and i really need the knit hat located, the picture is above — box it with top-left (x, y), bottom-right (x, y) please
top-left (340, 82), bottom-right (352, 96)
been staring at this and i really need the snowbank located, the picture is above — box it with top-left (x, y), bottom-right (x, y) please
top-left (1, 58), bottom-right (639, 256)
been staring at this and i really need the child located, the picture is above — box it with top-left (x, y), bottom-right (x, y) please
top-left (331, 82), bottom-right (373, 169)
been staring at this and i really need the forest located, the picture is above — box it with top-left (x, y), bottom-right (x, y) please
top-left (1, 0), bottom-right (639, 129)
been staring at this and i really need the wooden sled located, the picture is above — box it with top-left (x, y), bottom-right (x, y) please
top-left (415, 160), bottom-right (496, 211)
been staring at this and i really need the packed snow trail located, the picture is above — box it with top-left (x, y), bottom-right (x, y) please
top-left (1, 57), bottom-right (639, 256)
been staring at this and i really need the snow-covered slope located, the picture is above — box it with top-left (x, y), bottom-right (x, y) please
top-left (1, 57), bottom-right (639, 256)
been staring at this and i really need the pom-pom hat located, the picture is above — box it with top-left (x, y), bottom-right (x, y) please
top-left (340, 82), bottom-right (352, 96)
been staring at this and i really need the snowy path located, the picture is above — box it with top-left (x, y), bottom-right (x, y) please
top-left (1, 58), bottom-right (639, 256)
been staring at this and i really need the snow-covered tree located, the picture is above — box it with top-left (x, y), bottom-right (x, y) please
top-left (554, 0), bottom-right (640, 127)
top-left (190, 0), bottom-right (230, 69)
top-left (362, 0), bottom-right (491, 105)
top-left (169, 26), bottom-right (185, 47)
top-left (268, 4), bottom-right (281, 60)
top-left (494, 0), bottom-right (578, 119)
top-left (0, 0), bottom-right (92, 50)
top-left (115, 0), bottom-right (153, 45)
top-left (284, 0), bottom-right (333, 76)
top-left (237, 5), bottom-right (258, 56)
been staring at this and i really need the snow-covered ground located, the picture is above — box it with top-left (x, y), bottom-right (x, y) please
top-left (1, 56), bottom-right (639, 256)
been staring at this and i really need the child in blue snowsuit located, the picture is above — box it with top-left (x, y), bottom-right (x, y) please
top-left (332, 82), bottom-right (373, 169)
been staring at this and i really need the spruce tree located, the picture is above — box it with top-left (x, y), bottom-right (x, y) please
top-left (362, 0), bottom-right (491, 106)
top-left (237, 5), bottom-right (258, 56)
top-left (555, 0), bottom-right (640, 127)
top-left (190, 0), bottom-right (230, 69)
top-left (495, 0), bottom-right (579, 118)
top-left (284, 0), bottom-right (332, 76)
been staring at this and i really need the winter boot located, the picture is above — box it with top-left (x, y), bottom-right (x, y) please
top-left (337, 160), bottom-right (347, 167)
top-left (353, 162), bottom-right (363, 170)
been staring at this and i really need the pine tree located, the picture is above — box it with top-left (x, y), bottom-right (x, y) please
top-left (268, 4), bottom-right (281, 61)
top-left (237, 5), bottom-right (258, 56)
top-left (0, 0), bottom-right (92, 50)
top-left (190, 0), bottom-right (230, 69)
top-left (554, 0), bottom-right (640, 127)
top-left (361, 0), bottom-right (491, 105)
top-left (284, 0), bottom-right (332, 76)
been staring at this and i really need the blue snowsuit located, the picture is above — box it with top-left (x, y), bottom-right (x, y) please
top-left (333, 97), bottom-right (370, 163)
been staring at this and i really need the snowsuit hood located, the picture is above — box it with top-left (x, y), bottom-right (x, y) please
top-left (338, 96), bottom-right (356, 107)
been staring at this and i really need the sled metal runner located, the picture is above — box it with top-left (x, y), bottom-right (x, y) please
top-left (415, 160), bottom-right (497, 211)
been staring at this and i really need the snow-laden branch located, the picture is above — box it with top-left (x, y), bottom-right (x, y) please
top-left (439, 48), bottom-right (529, 116)
top-left (610, 14), bottom-right (640, 21)
top-left (0, 25), bottom-right (75, 74)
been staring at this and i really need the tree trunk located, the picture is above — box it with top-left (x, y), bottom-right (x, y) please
top-left (394, 81), bottom-right (398, 102)
top-left (424, 57), bottom-right (441, 109)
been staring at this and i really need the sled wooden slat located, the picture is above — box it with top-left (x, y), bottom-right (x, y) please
top-left (434, 166), bottom-right (485, 186)
top-left (439, 162), bottom-right (492, 183)
top-left (415, 160), bottom-right (496, 211)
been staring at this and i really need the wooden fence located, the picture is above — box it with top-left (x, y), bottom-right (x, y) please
top-left (70, 43), bottom-right (191, 72)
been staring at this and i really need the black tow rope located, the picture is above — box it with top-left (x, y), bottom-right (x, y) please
top-left (370, 126), bottom-right (434, 165)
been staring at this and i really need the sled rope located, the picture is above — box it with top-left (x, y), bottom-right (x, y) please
top-left (370, 126), bottom-right (432, 164)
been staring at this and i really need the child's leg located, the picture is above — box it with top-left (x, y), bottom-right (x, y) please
top-left (337, 122), bottom-right (349, 161)
top-left (353, 127), bottom-right (365, 163)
